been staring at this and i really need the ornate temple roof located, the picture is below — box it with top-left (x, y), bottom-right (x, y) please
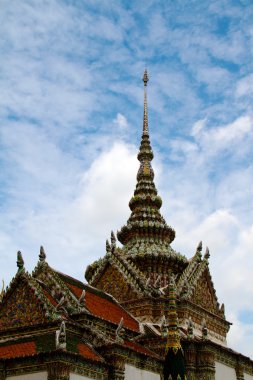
top-left (0, 248), bottom-right (162, 368)
top-left (85, 72), bottom-right (229, 351)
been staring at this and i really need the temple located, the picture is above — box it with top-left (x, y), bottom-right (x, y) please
top-left (0, 71), bottom-right (253, 380)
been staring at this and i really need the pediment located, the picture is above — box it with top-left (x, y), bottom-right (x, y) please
top-left (189, 267), bottom-right (221, 316)
top-left (96, 263), bottom-right (141, 302)
top-left (0, 273), bottom-right (54, 331)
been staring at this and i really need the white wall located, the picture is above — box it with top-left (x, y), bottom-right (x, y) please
top-left (125, 364), bottom-right (160, 380)
top-left (215, 362), bottom-right (236, 380)
top-left (244, 374), bottom-right (253, 380)
top-left (7, 372), bottom-right (47, 380)
top-left (7, 372), bottom-right (93, 380)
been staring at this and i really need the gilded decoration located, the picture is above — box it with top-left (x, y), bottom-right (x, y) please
top-left (0, 72), bottom-right (252, 380)
top-left (96, 265), bottom-right (138, 302)
top-left (0, 280), bottom-right (48, 330)
top-left (190, 269), bottom-right (219, 315)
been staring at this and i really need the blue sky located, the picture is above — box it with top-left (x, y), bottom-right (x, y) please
top-left (1, 0), bottom-right (253, 358)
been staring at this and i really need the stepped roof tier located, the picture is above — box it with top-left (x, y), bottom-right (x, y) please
top-left (86, 71), bottom-right (188, 289)
top-left (85, 72), bottom-right (231, 350)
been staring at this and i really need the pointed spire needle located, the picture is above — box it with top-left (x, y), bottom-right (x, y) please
top-left (143, 68), bottom-right (149, 86)
top-left (142, 69), bottom-right (149, 135)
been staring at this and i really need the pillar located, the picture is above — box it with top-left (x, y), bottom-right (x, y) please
top-left (47, 362), bottom-right (70, 380)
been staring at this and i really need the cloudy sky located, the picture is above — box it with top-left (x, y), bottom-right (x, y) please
top-left (1, 0), bottom-right (253, 358)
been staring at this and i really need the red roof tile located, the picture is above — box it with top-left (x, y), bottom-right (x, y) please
top-left (77, 343), bottom-right (102, 362)
top-left (67, 283), bottom-right (139, 332)
top-left (41, 288), bottom-right (58, 307)
top-left (124, 340), bottom-right (160, 359)
top-left (0, 341), bottom-right (36, 359)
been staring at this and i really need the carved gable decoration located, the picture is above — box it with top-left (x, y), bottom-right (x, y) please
top-left (0, 278), bottom-right (49, 330)
top-left (190, 268), bottom-right (220, 315)
top-left (96, 264), bottom-right (140, 302)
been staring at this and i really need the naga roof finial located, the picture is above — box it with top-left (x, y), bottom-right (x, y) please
top-left (39, 246), bottom-right (46, 262)
top-left (0, 280), bottom-right (4, 302)
top-left (204, 246), bottom-right (210, 261)
top-left (17, 251), bottom-right (25, 273)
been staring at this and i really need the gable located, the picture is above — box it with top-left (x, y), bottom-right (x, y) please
top-left (33, 264), bottom-right (81, 313)
top-left (0, 278), bottom-right (49, 330)
top-left (189, 268), bottom-right (220, 315)
top-left (95, 264), bottom-right (140, 302)
top-left (65, 282), bottom-right (140, 332)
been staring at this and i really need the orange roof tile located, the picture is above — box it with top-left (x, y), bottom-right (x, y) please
top-left (77, 343), bottom-right (102, 362)
top-left (67, 283), bottom-right (139, 332)
top-left (41, 288), bottom-right (58, 307)
top-left (0, 341), bottom-right (36, 359)
top-left (124, 340), bottom-right (160, 358)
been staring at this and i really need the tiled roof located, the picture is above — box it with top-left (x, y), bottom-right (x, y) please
top-left (77, 343), bottom-right (102, 362)
top-left (41, 288), bottom-right (58, 307)
top-left (0, 341), bottom-right (36, 359)
top-left (66, 282), bottom-right (140, 332)
top-left (124, 340), bottom-right (160, 359)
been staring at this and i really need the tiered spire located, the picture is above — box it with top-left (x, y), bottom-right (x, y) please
top-left (163, 276), bottom-right (187, 380)
top-left (166, 276), bottom-right (181, 352)
top-left (117, 70), bottom-right (175, 253)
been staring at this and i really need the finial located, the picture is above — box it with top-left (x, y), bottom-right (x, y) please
top-left (160, 315), bottom-right (168, 337)
top-left (78, 290), bottom-right (86, 306)
top-left (17, 251), bottom-right (24, 273)
top-left (56, 320), bottom-right (66, 350)
top-left (196, 241), bottom-right (202, 253)
top-left (106, 239), bottom-right (111, 254)
top-left (115, 317), bottom-right (125, 343)
top-left (195, 241), bottom-right (202, 261)
top-left (187, 317), bottom-right (194, 339)
top-left (204, 247), bottom-right (210, 261)
top-left (39, 246), bottom-right (46, 262)
top-left (202, 319), bottom-right (208, 339)
top-left (143, 69), bottom-right (149, 86)
top-left (0, 280), bottom-right (4, 302)
top-left (111, 231), bottom-right (116, 250)
top-left (142, 69), bottom-right (149, 135)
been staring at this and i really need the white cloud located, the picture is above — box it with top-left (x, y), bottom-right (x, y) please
top-left (1, 0), bottom-right (253, 360)
top-left (191, 118), bottom-right (207, 136)
top-left (194, 115), bottom-right (253, 150)
top-left (113, 113), bottom-right (128, 130)
top-left (236, 74), bottom-right (253, 97)
top-left (0, 141), bottom-right (138, 284)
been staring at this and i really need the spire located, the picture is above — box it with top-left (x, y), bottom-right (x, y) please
top-left (117, 70), bottom-right (175, 253)
top-left (142, 69), bottom-right (149, 135)
top-left (163, 276), bottom-right (187, 380)
top-left (166, 276), bottom-right (181, 352)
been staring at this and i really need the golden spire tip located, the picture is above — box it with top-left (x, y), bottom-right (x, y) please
top-left (143, 69), bottom-right (149, 86)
